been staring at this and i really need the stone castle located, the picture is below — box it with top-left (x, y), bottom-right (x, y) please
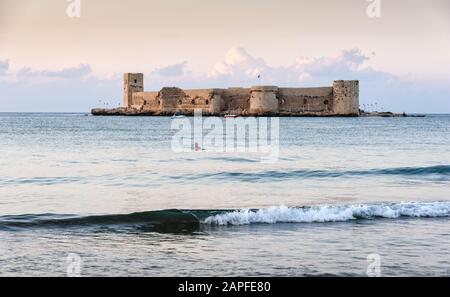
top-left (92, 73), bottom-right (359, 116)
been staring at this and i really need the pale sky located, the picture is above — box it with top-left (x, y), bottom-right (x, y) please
top-left (0, 0), bottom-right (449, 112)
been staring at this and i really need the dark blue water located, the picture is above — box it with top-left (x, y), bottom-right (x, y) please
top-left (0, 113), bottom-right (449, 276)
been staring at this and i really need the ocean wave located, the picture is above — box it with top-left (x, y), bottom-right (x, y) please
top-left (0, 210), bottom-right (201, 230)
top-left (2, 165), bottom-right (448, 188)
top-left (202, 202), bottom-right (450, 225)
top-left (1, 202), bottom-right (449, 231)
top-left (173, 165), bottom-right (450, 182)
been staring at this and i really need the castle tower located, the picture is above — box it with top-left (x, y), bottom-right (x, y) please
top-left (124, 73), bottom-right (144, 108)
top-left (249, 86), bottom-right (279, 115)
top-left (209, 90), bottom-right (223, 114)
top-left (332, 80), bottom-right (359, 116)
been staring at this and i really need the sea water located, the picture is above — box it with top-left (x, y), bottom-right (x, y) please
top-left (0, 113), bottom-right (449, 276)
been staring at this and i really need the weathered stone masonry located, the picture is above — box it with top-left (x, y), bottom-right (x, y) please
top-left (116, 73), bottom-right (359, 116)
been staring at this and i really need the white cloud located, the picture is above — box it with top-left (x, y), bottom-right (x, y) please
top-left (292, 49), bottom-right (379, 84)
top-left (17, 64), bottom-right (92, 80)
top-left (151, 61), bottom-right (188, 77)
top-left (211, 47), bottom-right (267, 77)
top-left (206, 47), bottom-right (382, 87)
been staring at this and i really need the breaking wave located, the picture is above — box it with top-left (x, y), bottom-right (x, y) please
top-left (202, 202), bottom-right (450, 225)
top-left (1, 202), bottom-right (449, 231)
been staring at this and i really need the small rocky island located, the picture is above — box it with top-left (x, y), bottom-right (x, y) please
top-left (360, 111), bottom-right (407, 117)
top-left (92, 73), bottom-right (360, 117)
top-left (92, 73), bottom-right (417, 117)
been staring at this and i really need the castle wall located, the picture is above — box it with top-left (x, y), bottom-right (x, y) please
top-left (158, 87), bottom-right (185, 111)
top-left (182, 89), bottom-right (215, 111)
top-left (122, 73), bottom-right (359, 116)
top-left (209, 93), bottom-right (223, 114)
top-left (132, 88), bottom-right (220, 114)
top-left (250, 86), bottom-right (279, 114)
top-left (279, 87), bottom-right (333, 114)
top-left (332, 80), bottom-right (359, 116)
top-left (131, 92), bottom-right (159, 109)
top-left (221, 88), bottom-right (251, 114)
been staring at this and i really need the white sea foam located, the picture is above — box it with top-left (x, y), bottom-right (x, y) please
top-left (202, 202), bottom-right (450, 226)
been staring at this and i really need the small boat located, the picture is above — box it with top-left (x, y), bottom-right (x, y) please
top-left (224, 114), bottom-right (239, 118)
top-left (172, 113), bottom-right (185, 119)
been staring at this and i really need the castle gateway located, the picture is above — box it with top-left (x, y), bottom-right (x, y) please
top-left (94, 73), bottom-right (360, 116)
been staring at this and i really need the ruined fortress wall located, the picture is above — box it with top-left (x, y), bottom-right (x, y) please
top-left (210, 93), bottom-right (223, 113)
top-left (132, 88), bottom-right (216, 113)
top-left (250, 86), bottom-right (279, 114)
top-left (332, 80), bottom-right (359, 116)
top-left (220, 88), bottom-right (251, 113)
top-left (158, 87), bottom-right (185, 111)
top-left (122, 73), bottom-right (359, 116)
top-left (279, 87), bottom-right (333, 113)
top-left (131, 92), bottom-right (159, 109)
top-left (183, 89), bottom-right (228, 113)
top-left (182, 89), bottom-right (215, 111)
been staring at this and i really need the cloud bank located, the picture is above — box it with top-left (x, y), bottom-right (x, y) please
top-left (17, 64), bottom-right (92, 80)
top-left (151, 61), bottom-right (188, 77)
top-left (0, 47), bottom-right (449, 113)
top-left (206, 47), bottom-right (391, 87)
